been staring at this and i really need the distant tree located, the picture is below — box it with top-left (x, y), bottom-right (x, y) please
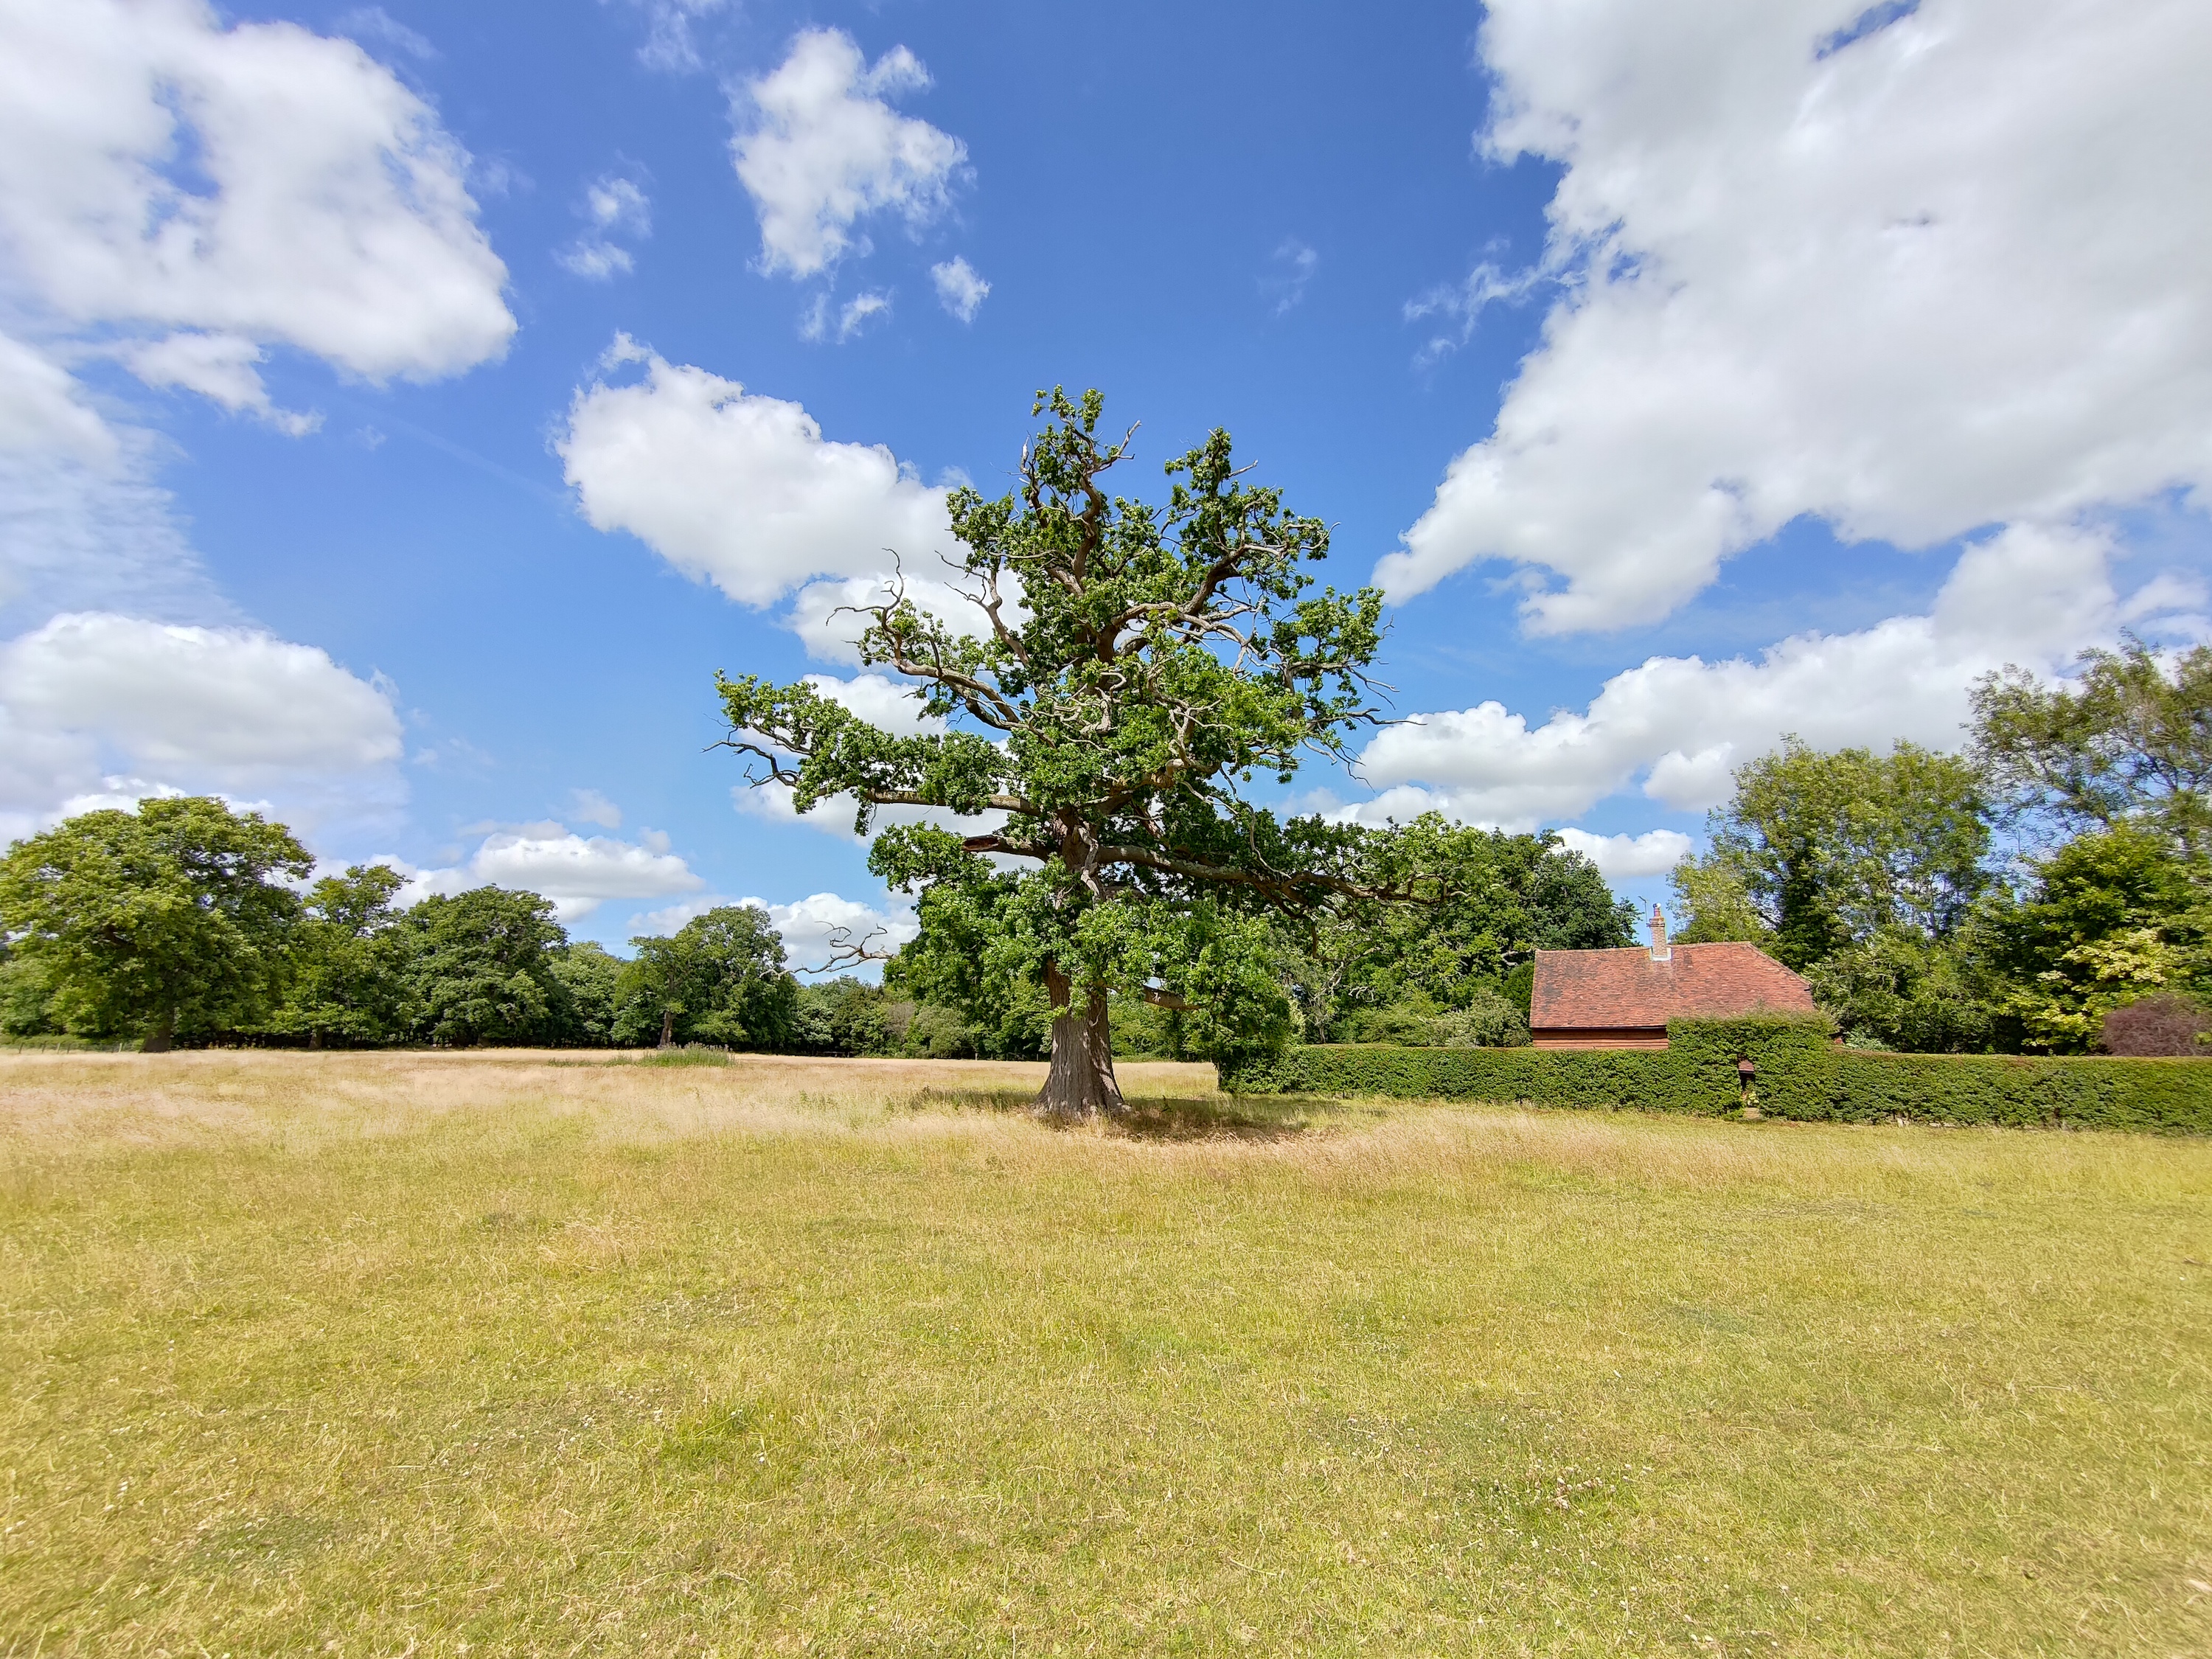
top-left (0, 947), bottom-right (59, 1038)
top-left (551, 941), bottom-right (627, 1046)
top-left (616, 905), bottom-right (797, 1049)
top-left (392, 887), bottom-right (571, 1047)
top-left (1679, 738), bottom-right (1990, 970)
top-left (1972, 638), bottom-right (2212, 857)
top-left (1279, 817), bottom-right (1630, 1040)
top-left (1667, 858), bottom-right (1773, 947)
top-left (790, 977), bottom-right (895, 1056)
top-left (718, 389), bottom-right (1394, 1115)
top-left (265, 863), bottom-right (410, 1047)
top-left (0, 797), bottom-right (311, 1050)
top-left (1979, 824), bottom-right (2210, 1053)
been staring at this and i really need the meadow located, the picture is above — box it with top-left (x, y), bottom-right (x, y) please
top-left (1, 1051), bottom-right (2208, 1658)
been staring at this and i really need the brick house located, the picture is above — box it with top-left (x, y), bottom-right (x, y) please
top-left (1528, 905), bottom-right (1819, 1049)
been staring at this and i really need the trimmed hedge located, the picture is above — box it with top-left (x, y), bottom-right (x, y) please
top-left (1222, 1016), bottom-right (2212, 1134)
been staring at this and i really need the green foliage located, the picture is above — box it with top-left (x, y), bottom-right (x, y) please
top-left (902, 1002), bottom-right (979, 1059)
top-left (392, 887), bottom-right (571, 1048)
top-left (1227, 1016), bottom-right (2212, 1133)
top-left (1281, 818), bottom-right (1630, 1039)
top-left (1694, 738), bottom-right (1989, 970)
top-left (1335, 984), bottom-right (1529, 1048)
top-left (264, 863), bottom-right (411, 1046)
top-left (1977, 824), bottom-right (2211, 1052)
top-left (883, 872), bottom-right (1052, 1060)
top-left (0, 948), bottom-right (59, 1037)
top-left (551, 942), bottom-right (627, 1046)
top-left (1803, 925), bottom-right (1998, 1054)
top-left (0, 796), bottom-right (312, 1047)
top-left (1972, 637), bottom-right (2212, 856)
top-left (717, 389), bottom-right (1391, 1104)
top-left (791, 977), bottom-right (897, 1057)
top-left (1668, 858), bottom-right (1773, 946)
top-left (616, 905), bottom-right (798, 1049)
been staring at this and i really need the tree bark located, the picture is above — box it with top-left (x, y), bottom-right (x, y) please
top-left (1036, 961), bottom-right (1124, 1119)
top-left (658, 1006), bottom-right (676, 1049)
top-left (142, 1011), bottom-right (174, 1054)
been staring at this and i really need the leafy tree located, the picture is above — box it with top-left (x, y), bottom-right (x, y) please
top-left (883, 873), bottom-right (1051, 1060)
top-left (1683, 738), bottom-right (1990, 970)
top-left (265, 863), bottom-right (410, 1046)
top-left (392, 887), bottom-right (571, 1047)
top-left (1802, 926), bottom-right (1997, 1053)
top-left (0, 797), bottom-right (311, 1049)
top-left (1279, 817), bottom-right (1629, 1040)
top-left (551, 941), bottom-right (627, 1046)
top-left (718, 389), bottom-right (1391, 1115)
top-left (790, 977), bottom-right (896, 1056)
top-left (0, 947), bottom-right (60, 1038)
top-left (616, 905), bottom-right (797, 1049)
top-left (1667, 858), bottom-right (1773, 946)
top-left (1972, 638), bottom-right (2212, 856)
top-left (1978, 824), bottom-right (2210, 1052)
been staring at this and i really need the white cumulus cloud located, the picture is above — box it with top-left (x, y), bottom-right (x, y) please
top-left (1382, 0), bottom-right (2212, 633)
top-left (1349, 524), bottom-right (2197, 831)
top-left (557, 338), bottom-right (955, 610)
top-left (731, 28), bottom-right (968, 279)
top-left (801, 289), bottom-right (893, 344)
top-left (1553, 828), bottom-right (1697, 881)
top-left (0, 611), bottom-right (404, 838)
top-left (402, 824), bottom-right (705, 922)
top-left (613, 0), bottom-right (728, 74)
top-left (930, 257), bottom-right (990, 323)
top-left (0, 0), bottom-right (514, 386)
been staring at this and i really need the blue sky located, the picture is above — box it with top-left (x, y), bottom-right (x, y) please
top-left (1, 0), bottom-right (2208, 966)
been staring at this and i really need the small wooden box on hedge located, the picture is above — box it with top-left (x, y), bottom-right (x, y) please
top-left (1222, 1015), bottom-right (2212, 1134)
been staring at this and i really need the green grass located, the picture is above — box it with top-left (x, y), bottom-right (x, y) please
top-left (2, 1051), bottom-right (2209, 1656)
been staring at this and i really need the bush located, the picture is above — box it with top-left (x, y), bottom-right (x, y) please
top-left (1222, 1015), bottom-right (2212, 1134)
top-left (2098, 993), bottom-right (2211, 1057)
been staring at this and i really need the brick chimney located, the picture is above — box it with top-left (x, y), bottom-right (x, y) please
top-left (1648, 902), bottom-right (1672, 963)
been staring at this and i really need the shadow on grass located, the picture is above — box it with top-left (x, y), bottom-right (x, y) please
top-left (909, 1088), bottom-right (1371, 1141)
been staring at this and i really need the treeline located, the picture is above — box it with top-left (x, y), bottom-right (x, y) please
top-left (5, 641), bottom-right (2199, 1059)
top-left (0, 799), bottom-right (887, 1053)
top-left (1672, 639), bottom-right (2212, 1055)
top-left (0, 794), bottom-right (1633, 1056)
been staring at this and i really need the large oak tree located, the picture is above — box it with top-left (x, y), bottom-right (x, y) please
top-left (717, 390), bottom-right (1390, 1116)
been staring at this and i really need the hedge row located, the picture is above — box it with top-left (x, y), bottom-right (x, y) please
top-left (1221, 1016), bottom-right (2212, 1134)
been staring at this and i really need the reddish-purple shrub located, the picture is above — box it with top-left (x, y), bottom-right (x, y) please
top-left (2098, 993), bottom-right (2212, 1057)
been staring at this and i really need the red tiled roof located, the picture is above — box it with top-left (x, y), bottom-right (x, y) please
top-left (1530, 942), bottom-right (1818, 1031)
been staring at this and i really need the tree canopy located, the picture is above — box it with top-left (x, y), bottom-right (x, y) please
top-left (718, 388), bottom-right (1392, 1115)
top-left (1972, 637), bottom-right (2212, 857)
top-left (1671, 738), bottom-right (1989, 970)
top-left (0, 796), bottom-right (311, 1049)
top-left (616, 904), bottom-right (797, 1049)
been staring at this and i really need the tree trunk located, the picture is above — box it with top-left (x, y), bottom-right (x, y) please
top-left (142, 1011), bottom-right (174, 1054)
top-left (659, 1006), bottom-right (675, 1049)
top-left (1035, 962), bottom-right (1123, 1119)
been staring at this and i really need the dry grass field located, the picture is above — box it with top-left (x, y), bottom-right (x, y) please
top-left (1, 1049), bottom-right (2208, 1657)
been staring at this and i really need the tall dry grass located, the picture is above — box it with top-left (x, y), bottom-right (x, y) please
top-left (2, 1050), bottom-right (2208, 1657)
